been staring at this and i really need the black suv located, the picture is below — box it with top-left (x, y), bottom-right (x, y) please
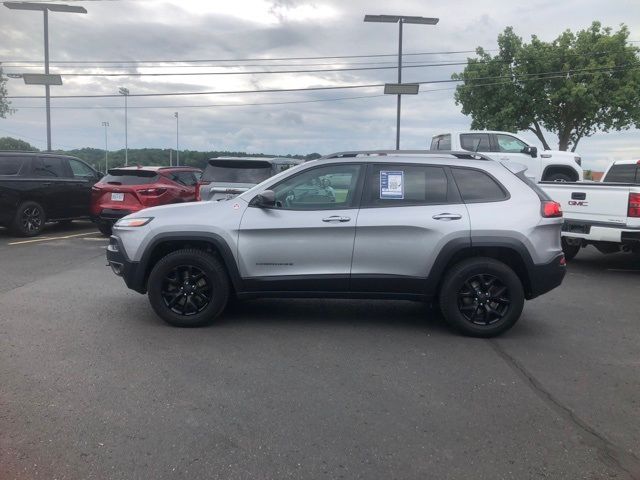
top-left (0, 151), bottom-right (102, 236)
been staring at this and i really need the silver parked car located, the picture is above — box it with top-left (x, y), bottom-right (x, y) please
top-left (107, 150), bottom-right (566, 337)
top-left (196, 157), bottom-right (301, 202)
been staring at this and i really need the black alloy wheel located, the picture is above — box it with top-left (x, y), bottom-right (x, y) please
top-left (21, 206), bottom-right (43, 234)
top-left (11, 201), bottom-right (46, 237)
top-left (457, 274), bottom-right (510, 326)
top-left (439, 257), bottom-right (524, 337)
top-left (161, 264), bottom-right (212, 316)
top-left (147, 248), bottom-right (230, 327)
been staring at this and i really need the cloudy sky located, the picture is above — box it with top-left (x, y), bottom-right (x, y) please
top-left (0, 0), bottom-right (638, 170)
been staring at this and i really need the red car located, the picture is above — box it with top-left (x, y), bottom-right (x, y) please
top-left (91, 166), bottom-right (201, 236)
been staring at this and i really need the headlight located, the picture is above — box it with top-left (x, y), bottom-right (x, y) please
top-left (574, 156), bottom-right (582, 166)
top-left (115, 217), bottom-right (153, 227)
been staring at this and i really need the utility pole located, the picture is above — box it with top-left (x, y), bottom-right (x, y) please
top-left (119, 87), bottom-right (129, 165)
top-left (3, 2), bottom-right (87, 151)
top-left (174, 112), bottom-right (179, 166)
top-left (102, 121), bottom-right (109, 172)
top-left (364, 14), bottom-right (438, 149)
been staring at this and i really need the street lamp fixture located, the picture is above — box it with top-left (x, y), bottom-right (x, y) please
top-left (3, 2), bottom-right (87, 151)
top-left (119, 87), bottom-right (129, 166)
top-left (364, 14), bottom-right (439, 149)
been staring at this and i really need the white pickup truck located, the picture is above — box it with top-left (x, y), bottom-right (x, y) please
top-left (540, 160), bottom-right (640, 260)
top-left (431, 131), bottom-right (583, 182)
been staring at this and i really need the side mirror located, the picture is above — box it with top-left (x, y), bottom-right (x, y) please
top-left (251, 190), bottom-right (276, 208)
top-left (521, 146), bottom-right (538, 158)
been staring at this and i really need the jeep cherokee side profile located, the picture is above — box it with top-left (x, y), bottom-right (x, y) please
top-left (106, 151), bottom-right (566, 337)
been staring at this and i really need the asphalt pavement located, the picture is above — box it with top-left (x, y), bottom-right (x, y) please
top-left (1, 223), bottom-right (639, 480)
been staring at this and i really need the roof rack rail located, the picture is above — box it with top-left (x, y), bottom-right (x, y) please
top-left (319, 150), bottom-right (492, 161)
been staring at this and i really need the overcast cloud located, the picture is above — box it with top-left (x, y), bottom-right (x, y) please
top-left (0, 0), bottom-right (638, 170)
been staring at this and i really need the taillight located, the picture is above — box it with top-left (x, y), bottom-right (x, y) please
top-left (138, 188), bottom-right (167, 196)
top-left (196, 181), bottom-right (210, 201)
top-left (629, 193), bottom-right (640, 218)
top-left (542, 200), bottom-right (562, 218)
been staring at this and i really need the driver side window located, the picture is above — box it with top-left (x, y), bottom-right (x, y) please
top-left (496, 134), bottom-right (528, 153)
top-left (270, 164), bottom-right (363, 210)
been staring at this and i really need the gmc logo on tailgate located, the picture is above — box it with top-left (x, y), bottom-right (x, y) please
top-left (568, 200), bottom-right (589, 207)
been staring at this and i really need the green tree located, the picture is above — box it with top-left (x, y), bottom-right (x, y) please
top-left (0, 136), bottom-right (38, 151)
top-left (453, 22), bottom-right (640, 151)
top-left (0, 66), bottom-right (10, 118)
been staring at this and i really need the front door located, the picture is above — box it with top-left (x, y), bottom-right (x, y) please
top-left (493, 133), bottom-right (541, 181)
top-left (238, 163), bottom-right (364, 292)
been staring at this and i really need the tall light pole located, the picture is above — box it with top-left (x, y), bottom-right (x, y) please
top-left (101, 121), bottom-right (109, 173)
top-left (4, 2), bottom-right (87, 151)
top-left (174, 112), bottom-right (179, 166)
top-left (364, 14), bottom-right (439, 149)
top-left (119, 87), bottom-right (129, 165)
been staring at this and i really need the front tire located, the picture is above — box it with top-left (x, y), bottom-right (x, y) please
top-left (147, 249), bottom-right (229, 327)
top-left (11, 201), bottom-right (46, 237)
top-left (439, 257), bottom-right (525, 337)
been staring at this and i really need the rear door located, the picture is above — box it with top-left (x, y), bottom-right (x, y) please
top-left (238, 163), bottom-right (364, 292)
top-left (351, 163), bottom-right (470, 294)
top-left (29, 156), bottom-right (73, 219)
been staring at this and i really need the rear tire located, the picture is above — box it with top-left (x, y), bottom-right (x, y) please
top-left (439, 257), bottom-right (525, 338)
top-left (11, 201), bottom-right (46, 237)
top-left (97, 222), bottom-right (112, 237)
top-left (147, 249), bottom-right (229, 327)
top-left (561, 238), bottom-right (581, 261)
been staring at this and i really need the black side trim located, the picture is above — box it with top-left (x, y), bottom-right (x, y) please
top-left (134, 232), bottom-right (243, 294)
top-left (243, 274), bottom-right (349, 292)
top-left (423, 236), bottom-right (473, 296)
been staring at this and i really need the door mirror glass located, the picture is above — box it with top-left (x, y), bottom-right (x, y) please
top-left (521, 146), bottom-right (538, 157)
top-left (252, 190), bottom-right (276, 208)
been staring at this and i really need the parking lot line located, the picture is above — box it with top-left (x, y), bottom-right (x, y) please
top-left (8, 231), bottom-right (98, 246)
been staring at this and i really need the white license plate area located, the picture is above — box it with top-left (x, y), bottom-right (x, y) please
top-left (111, 192), bottom-right (124, 202)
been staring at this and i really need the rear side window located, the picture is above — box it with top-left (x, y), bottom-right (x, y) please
top-left (202, 162), bottom-right (272, 184)
top-left (68, 158), bottom-right (95, 178)
top-left (0, 157), bottom-right (28, 175)
top-left (364, 165), bottom-right (449, 207)
top-left (452, 168), bottom-right (507, 202)
top-left (102, 171), bottom-right (159, 185)
top-left (460, 134), bottom-right (491, 152)
top-left (172, 171), bottom-right (199, 186)
top-left (31, 157), bottom-right (69, 178)
top-left (430, 134), bottom-right (451, 151)
top-left (515, 171), bottom-right (551, 201)
top-left (604, 164), bottom-right (639, 183)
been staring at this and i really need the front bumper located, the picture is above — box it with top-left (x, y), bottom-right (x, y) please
top-left (527, 254), bottom-right (566, 299)
top-left (106, 236), bottom-right (146, 294)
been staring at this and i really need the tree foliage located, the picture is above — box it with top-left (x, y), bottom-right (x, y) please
top-left (0, 137), bottom-right (38, 151)
top-left (453, 22), bottom-right (640, 151)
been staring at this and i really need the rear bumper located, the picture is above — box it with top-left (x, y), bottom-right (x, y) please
top-left (106, 236), bottom-right (146, 294)
top-left (527, 254), bottom-right (566, 299)
top-left (562, 222), bottom-right (640, 243)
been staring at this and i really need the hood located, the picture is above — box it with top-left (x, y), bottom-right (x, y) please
top-left (124, 198), bottom-right (244, 219)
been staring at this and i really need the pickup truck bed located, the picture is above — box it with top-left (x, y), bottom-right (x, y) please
top-left (540, 181), bottom-right (640, 257)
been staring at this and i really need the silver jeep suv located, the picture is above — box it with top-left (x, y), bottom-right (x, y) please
top-left (106, 150), bottom-right (566, 337)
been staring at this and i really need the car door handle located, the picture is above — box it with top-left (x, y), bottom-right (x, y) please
top-left (322, 215), bottom-right (351, 222)
top-left (432, 213), bottom-right (462, 221)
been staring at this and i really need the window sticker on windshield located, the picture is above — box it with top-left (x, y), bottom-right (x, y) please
top-left (380, 170), bottom-right (404, 199)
